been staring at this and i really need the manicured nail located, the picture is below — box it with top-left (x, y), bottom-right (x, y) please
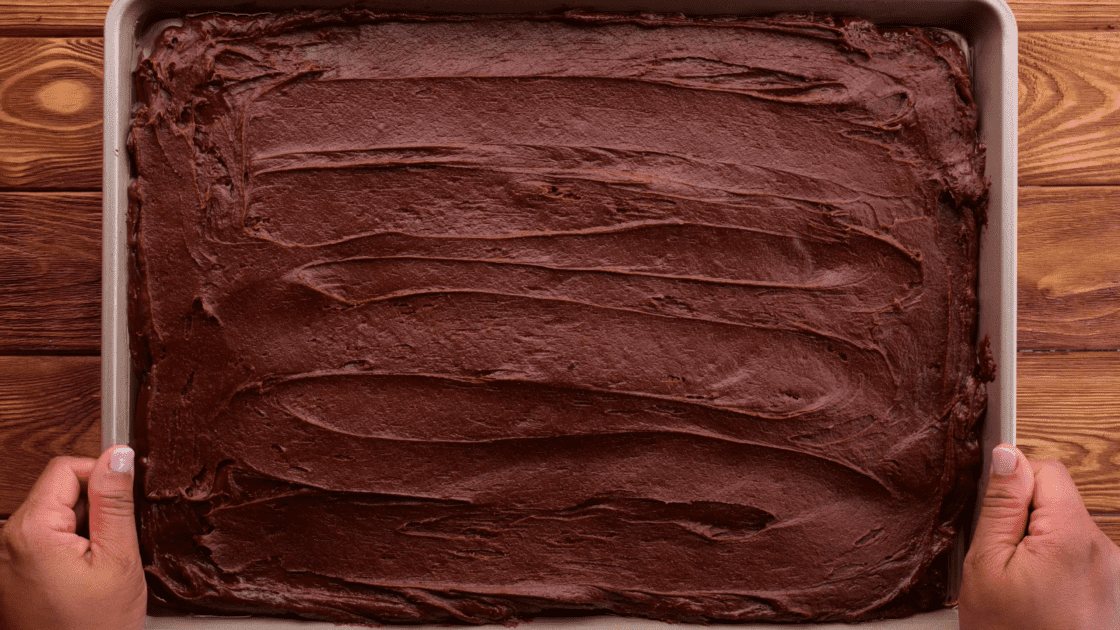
top-left (110, 447), bottom-right (135, 474)
top-left (992, 445), bottom-right (1017, 477)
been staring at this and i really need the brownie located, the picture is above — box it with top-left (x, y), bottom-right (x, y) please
top-left (129, 10), bottom-right (990, 624)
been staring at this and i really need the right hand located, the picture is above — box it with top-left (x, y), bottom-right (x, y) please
top-left (960, 444), bottom-right (1120, 630)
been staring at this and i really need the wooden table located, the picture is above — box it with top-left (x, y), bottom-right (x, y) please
top-left (3, 1), bottom-right (1119, 543)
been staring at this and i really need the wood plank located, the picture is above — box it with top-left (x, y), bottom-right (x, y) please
top-left (1017, 351), bottom-right (1120, 514)
top-left (1018, 186), bottom-right (1120, 350)
top-left (0, 38), bottom-right (102, 190)
top-left (0, 0), bottom-right (110, 36)
top-left (1020, 32), bottom-right (1120, 186)
top-left (0, 356), bottom-right (99, 518)
top-left (1010, 2), bottom-right (1120, 31)
top-left (0, 193), bottom-right (101, 354)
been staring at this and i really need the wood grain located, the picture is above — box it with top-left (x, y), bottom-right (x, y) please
top-left (0, 356), bottom-right (99, 517)
top-left (1019, 186), bottom-right (1120, 350)
top-left (1010, 2), bottom-right (1120, 31)
top-left (0, 38), bottom-right (102, 190)
top-left (1018, 351), bottom-right (1120, 514)
top-left (0, 193), bottom-right (101, 354)
top-left (1095, 516), bottom-right (1120, 547)
top-left (1020, 32), bottom-right (1120, 186)
top-left (0, 0), bottom-right (110, 36)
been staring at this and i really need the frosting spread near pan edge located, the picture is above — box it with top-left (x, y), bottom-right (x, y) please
top-left (128, 10), bottom-right (991, 624)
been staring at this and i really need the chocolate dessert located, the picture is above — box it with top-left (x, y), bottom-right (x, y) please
top-left (129, 10), bottom-right (990, 624)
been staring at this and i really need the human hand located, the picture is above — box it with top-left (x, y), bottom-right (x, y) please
top-left (0, 446), bottom-right (146, 630)
top-left (960, 444), bottom-right (1120, 630)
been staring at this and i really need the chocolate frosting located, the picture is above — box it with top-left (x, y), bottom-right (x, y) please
top-left (129, 11), bottom-right (990, 624)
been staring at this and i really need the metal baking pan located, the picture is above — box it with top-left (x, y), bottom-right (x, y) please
top-left (102, 1), bottom-right (1017, 627)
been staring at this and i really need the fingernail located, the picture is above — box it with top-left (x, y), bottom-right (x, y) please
top-left (992, 445), bottom-right (1017, 477)
top-left (110, 447), bottom-right (134, 474)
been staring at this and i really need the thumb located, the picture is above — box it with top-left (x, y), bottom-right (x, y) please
top-left (969, 444), bottom-right (1035, 573)
top-left (87, 445), bottom-right (140, 569)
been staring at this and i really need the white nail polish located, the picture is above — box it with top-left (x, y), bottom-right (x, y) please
top-left (992, 445), bottom-right (1017, 477)
top-left (110, 447), bottom-right (135, 474)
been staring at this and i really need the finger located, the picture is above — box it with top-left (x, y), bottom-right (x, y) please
top-left (87, 445), bottom-right (140, 569)
top-left (19, 456), bottom-right (96, 525)
top-left (968, 444), bottom-right (1035, 572)
top-left (3, 456), bottom-right (97, 562)
top-left (1027, 460), bottom-right (1091, 537)
top-left (1029, 460), bottom-right (1085, 511)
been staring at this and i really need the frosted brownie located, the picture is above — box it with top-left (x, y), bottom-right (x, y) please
top-left (129, 10), bottom-right (991, 624)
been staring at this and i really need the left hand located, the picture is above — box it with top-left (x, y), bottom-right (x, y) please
top-left (0, 446), bottom-right (147, 630)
